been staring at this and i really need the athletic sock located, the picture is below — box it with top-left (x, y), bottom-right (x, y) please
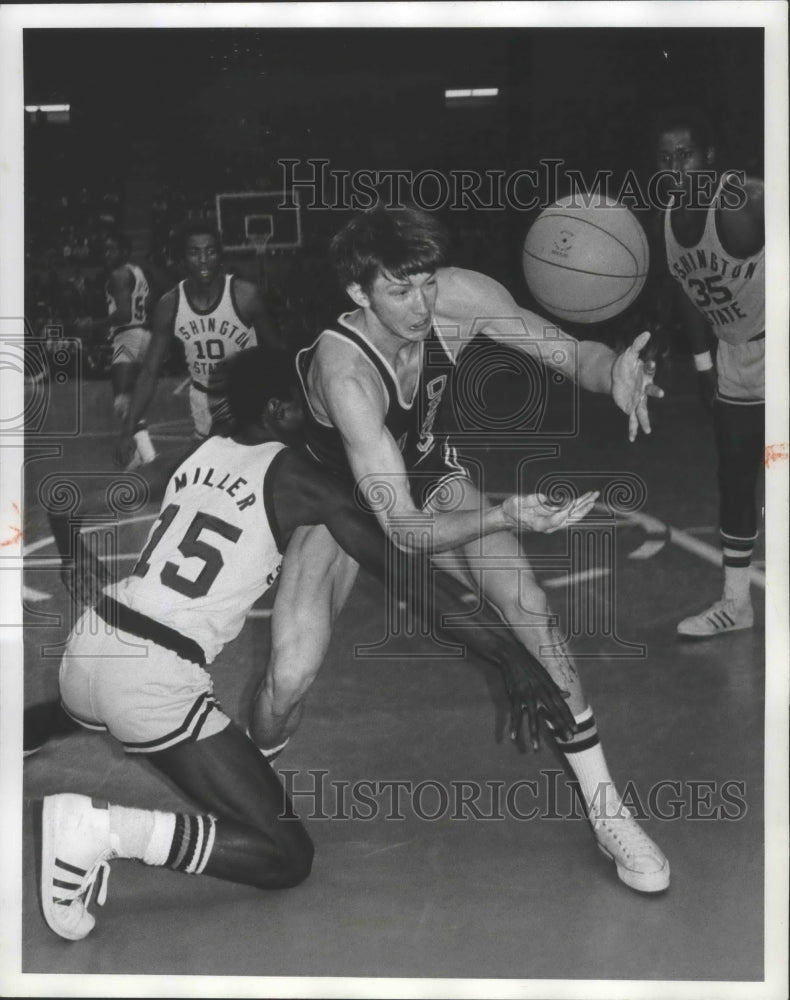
top-left (108, 805), bottom-right (168, 862)
top-left (108, 805), bottom-right (215, 873)
top-left (164, 813), bottom-right (217, 874)
top-left (722, 563), bottom-right (752, 607)
top-left (548, 706), bottom-right (621, 818)
top-left (133, 425), bottom-right (157, 463)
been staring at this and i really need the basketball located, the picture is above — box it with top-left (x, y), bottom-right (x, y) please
top-left (522, 196), bottom-right (650, 324)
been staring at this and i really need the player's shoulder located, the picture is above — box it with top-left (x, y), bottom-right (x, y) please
top-left (721, 172), bottom-right (763, 216)
top-left (229, 274), bottom-right (259, 301)
top-left (313, 329), bottom-right (387, 407)
top-left (229, 274), bottom-right (263, 316)
top-left (314, 326), bottom-right (374, 377)
top-left (152, 285), bottom-right (179, 327)
top-left (741, 175), bottom-right (764, 214)
top-left (436, 265), bottom-right (513, 315)
top-left (439, 265), bottom-right (509, 295)
top-left (718, 172), bottom-right (764, 251)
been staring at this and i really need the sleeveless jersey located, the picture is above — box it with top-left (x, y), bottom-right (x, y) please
top-left (112, 436), bottom-right (286, 663)
top-left (107, 263), bottom-right (150, 338)
top-left (664, 173), bottom-right (765, 346)
top-left (295, 313), bottom-right (456, 479)
top-left (173, 274), bottom-right (257, 392)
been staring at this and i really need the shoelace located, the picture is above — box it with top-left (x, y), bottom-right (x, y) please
top-left (64, 858), bottom-right (111, 910)
top-left (590, 802), bottom-right (632, 829)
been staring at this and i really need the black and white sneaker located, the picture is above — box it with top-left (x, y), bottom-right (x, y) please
top-left (41, 794), bottom-right (118, 940)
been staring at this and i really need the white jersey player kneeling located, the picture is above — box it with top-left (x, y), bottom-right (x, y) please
top-left (35, 347), bottom-right (599, 941)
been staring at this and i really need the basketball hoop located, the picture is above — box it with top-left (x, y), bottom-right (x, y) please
top-left (249, 231), bottom-right (273, 256)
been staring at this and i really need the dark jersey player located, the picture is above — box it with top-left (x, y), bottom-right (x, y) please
top-left (261, 205), bottom-right (669, 894)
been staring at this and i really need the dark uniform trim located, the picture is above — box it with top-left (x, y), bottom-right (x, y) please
top-left (262, 446), bottom-right (291, 553)
top-left (95, 595), bottom-right (206, 666)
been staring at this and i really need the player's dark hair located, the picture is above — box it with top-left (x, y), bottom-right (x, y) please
top-left (226, 347), bottom-right (294, 427)
top-left (175, 218), bottom-right (223, 259)
top-left (650, 106), bottom-right (716, 154)
top-left (329, 204), bottom-right (449, 292)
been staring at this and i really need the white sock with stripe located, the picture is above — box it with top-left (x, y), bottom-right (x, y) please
top-left (165, 813), bottom-right (217, 874)
top-left (108, 805), bottom-right (214, 872)
top-left (548, 706), bottom-right (621, 818)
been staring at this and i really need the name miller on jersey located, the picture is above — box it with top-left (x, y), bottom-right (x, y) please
top-left (177, 316), bottom-right (253, 347)
top-left (172, 465), bottom-right (257, 511)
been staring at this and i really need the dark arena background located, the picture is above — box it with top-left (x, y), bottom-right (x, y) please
top-left (4, 8), bottom-right (788, 999)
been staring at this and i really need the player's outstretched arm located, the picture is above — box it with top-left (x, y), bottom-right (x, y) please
top-left (270, 450), bottom-right (577, 747)
top-left (116, 290), bottom-right (177, 466)
top-left (438, 267), bottom-right (663, 440)
top-left (321, 366), bottom-right (591, 550)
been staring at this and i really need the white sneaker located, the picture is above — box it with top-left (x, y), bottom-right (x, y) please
top-left (591, 803), bottom-right (670, 893)
top-left (677, 598), bottom-right (754, 638)
top-left (41, 794), bottom-right (119, 940)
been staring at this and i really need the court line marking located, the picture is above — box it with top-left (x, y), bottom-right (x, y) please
top-left (22, 513), bottom-right (159, 557)
top-left (543, 567), bottom-right (611, 590)
top-left (22, 584), bottom-right (52, 602)
top-left (487, 493), bottom-right (766, 590)
top-left (621, 507), bottom-right (765, 589)
top-left (61, 431), bottom-right (194, 441)
top-left (24, 499), bottom-right (766, 600)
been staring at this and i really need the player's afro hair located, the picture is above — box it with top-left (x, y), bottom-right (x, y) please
top-left (175, 218), bottom-right (223, 259)
top-left (649, 106), bottom-right (716, 154)
top-left (329, 204), bottom-right (449, 292)
top-left (226, 347), bottom-right (295, 427)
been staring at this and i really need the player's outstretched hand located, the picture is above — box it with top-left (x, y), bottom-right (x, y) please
top-left (502, 490), bottom-right (598, 533)
top-left (611, 330), bottom-right (665, 441)
top-left (498, 646), bottom-right (577, 751)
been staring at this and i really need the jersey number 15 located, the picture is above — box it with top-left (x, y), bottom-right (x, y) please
top-left (132, 503), bottom-right (241, 598)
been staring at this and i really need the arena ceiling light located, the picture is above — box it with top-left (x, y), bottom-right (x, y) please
top-left (444, 88), bottom-right (499, 109)
top-left (25, 103), bottom-right (71, 124)
top-left (444, 88), bottom-right (499, 99)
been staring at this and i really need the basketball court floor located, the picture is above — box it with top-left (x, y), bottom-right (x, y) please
top-left (15, 353), bottom-right (773, 989)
